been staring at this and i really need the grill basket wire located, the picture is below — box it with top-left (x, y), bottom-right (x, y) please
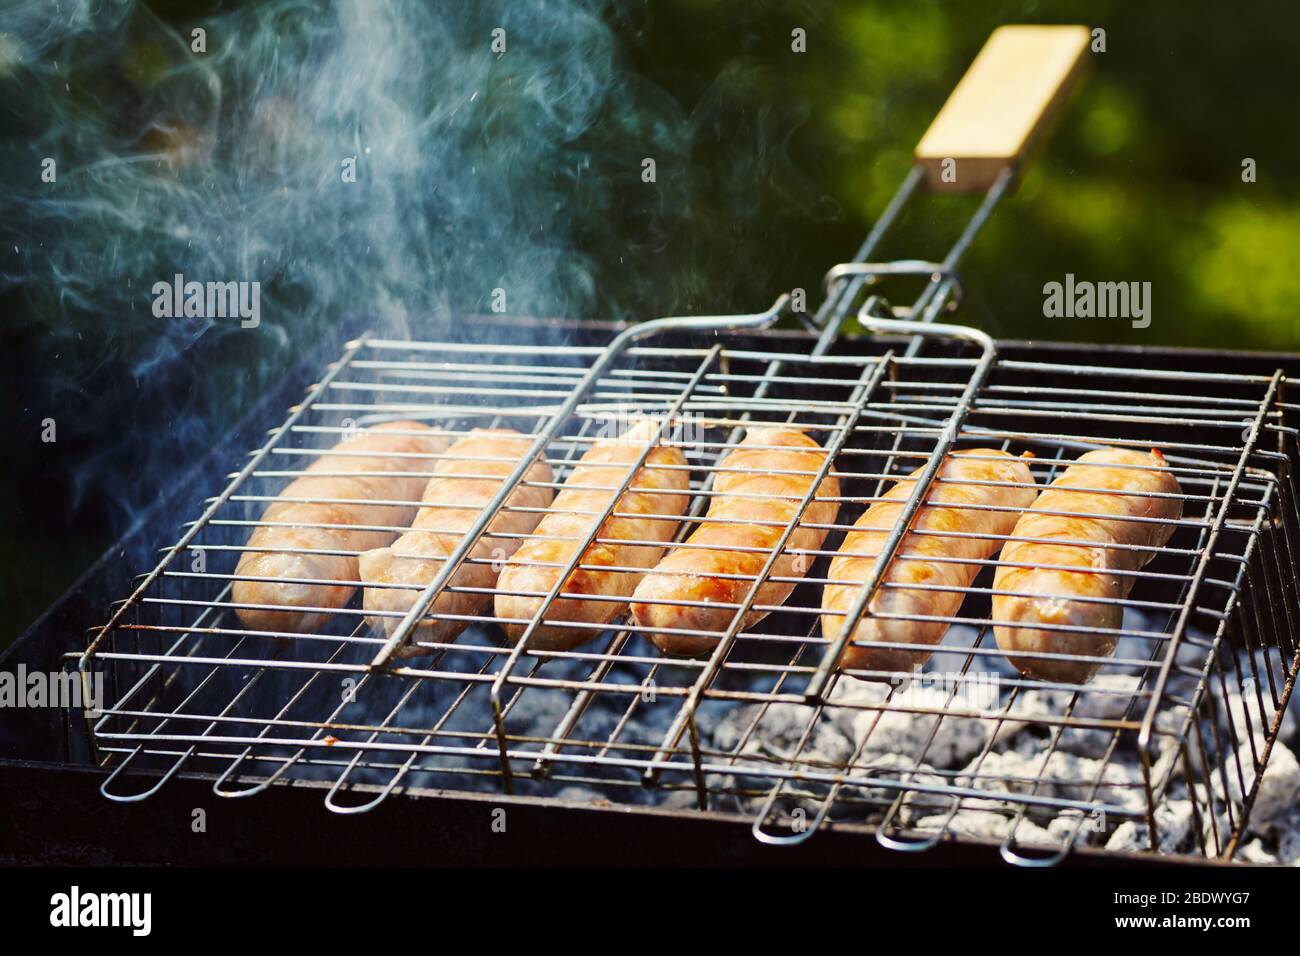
top-left (70, 69), bottom-right (1299, 860)
top-left (76, 315), bottom-right (1300, 863)
top-left (75, 149), bottom-right (1300, 863)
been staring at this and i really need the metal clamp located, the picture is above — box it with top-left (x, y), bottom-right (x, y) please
top-left (824, 260), bottom-right (966, 319)
top-left (371, 295), bottom-right (791, 670)
top-left (802, 297), bottom-right (997, 703)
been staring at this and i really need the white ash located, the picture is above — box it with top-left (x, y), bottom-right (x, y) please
top-left (999, 673), bottom-right (1141, 727)
top-left (1187, 745), bottom-right (1300, 863)
top-left (1220, 687), bottom-right (1297, 753)
top-left (469, 639), bottom-right (1300, 864)
top-left (1213, 741), bottom-right (1300, 825)
top-left (1048, 808), bottom-right (1109, 846)
top-left (553, 785), bottom-right (607, 804)
top-left (1230, 804), bottom-right (1300, 867)
top-left (524, 669), bottom-right (1300, 864)
top-left (1237, 838), bottom-right (1282, 865)
top-left (860, 754), bottom-right (949, 824)
top-left (828, 679), bottom-right (992, 769)
top-left (994, 674), bottom-right (1186, 757)
top-left (955, 749), bottom-right (1146, 814)
top-left (711, 702), bottom-right (856, 769)
top-left (1105, 799), bottom-right (1196, 855)
top-left (912, 811), bottom-right (1008, 841)
top-left (911, 810), bottom-right (1055, 847)
top-left (660, 781), bottom-right (717, 812)
top-left (1199, 809), bottom-right (1238, 857)
top-left (1273, 809), bottom-right (1300, 865)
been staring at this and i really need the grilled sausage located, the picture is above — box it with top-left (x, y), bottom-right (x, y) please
top-left (631, 428), bottom-right (840, 656)
top-left (993, 447), bottom-right (1183, 684)
top-left (494, 418), bottom-right (690, 651)
top-left (821, 450), bottom-right (1037, 676)
top-left (358, 429), bottom-right (553, 657)
top-left (232, 421), bottom-right (446, 634)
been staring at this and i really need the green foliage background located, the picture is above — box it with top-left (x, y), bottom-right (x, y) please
top-left (615, 0), bottom-right (1300, 348)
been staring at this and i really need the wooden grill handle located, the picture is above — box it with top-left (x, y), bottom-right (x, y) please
top-left (915, 24), bottom-right (1091, 193)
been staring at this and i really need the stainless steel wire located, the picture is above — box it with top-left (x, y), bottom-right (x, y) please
top-left (77, 165), bottom-right (1300, 865)
top-left (79, 319), bottom-right (1299, 863)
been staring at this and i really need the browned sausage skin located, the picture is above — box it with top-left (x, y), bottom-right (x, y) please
top-left (358, 428), bottom-right (553, 657)
top-left (232, 421), bottom-right (447, 634)
top-left (494, 418), bottom-right (690, 651)
top-left (823, 449), bottom-right (1037, 677)
top-left (631, 428), bottom-right (840, 657)
top-left (993, 447), bottom-right (1182, 684)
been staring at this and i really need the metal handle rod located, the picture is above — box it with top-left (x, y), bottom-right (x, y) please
top-left (811, 165), bottom-right (925, 332)
top-left (485, 347), bottom-right (722, 791)
top-left (368, 296), bottom-right (790, 667)
top-left (526, 258), bottom-right (902, 777)
top-left (905, 164), bottom-right (1015, 352)
top-left (743, 301), bottom-right (1002, 839)
top-left (782, 163), bottom-right (1015, 711)
top-left (802, 300), bottom-right (998, 703)
top-left (836, 168), bottom-right (1013, 632)
top-left (643, 352), bottom-right (894, 792)
top-left (529, 319), bottom-right (860, 777)
top-left (818, 164), bottom-right (1012, 355)
top-left (824, 260), bottom-right (965, 311)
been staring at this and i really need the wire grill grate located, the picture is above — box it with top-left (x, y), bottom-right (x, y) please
top-left (79, 320), bottom-right (1300, 863)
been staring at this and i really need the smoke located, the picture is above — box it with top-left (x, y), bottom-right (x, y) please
top-left (0, 0), bottom-right (846, 647)
top-left (0, 0), bottom-right (693, 535)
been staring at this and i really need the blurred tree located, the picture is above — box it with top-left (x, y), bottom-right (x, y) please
top-left (611, 0), bottom-right (1300, 348)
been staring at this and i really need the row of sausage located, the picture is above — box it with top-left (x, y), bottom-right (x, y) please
top-left (229, 418), bottom-right (1182, 684)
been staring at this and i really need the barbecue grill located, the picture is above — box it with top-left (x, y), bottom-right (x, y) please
top-left (3, 25), bottom-right (1298, 867)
